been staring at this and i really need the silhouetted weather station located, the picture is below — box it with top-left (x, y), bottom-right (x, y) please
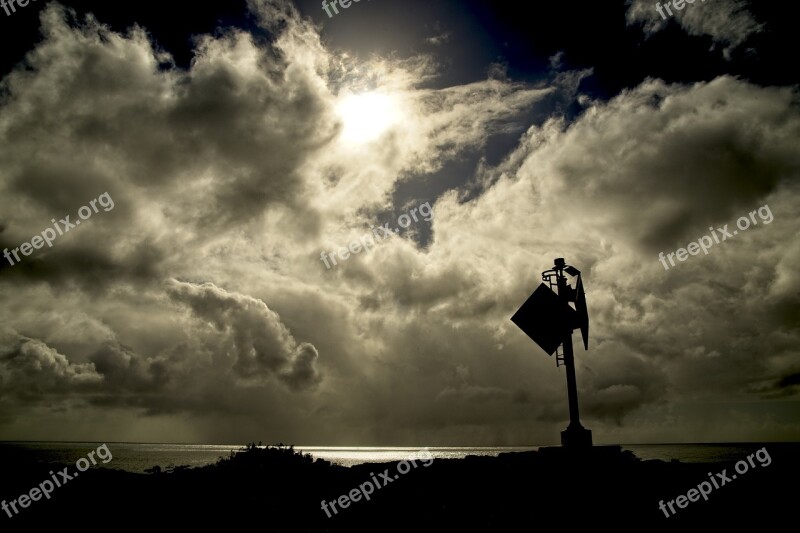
top-left (512, 258), bottom-right (592, 448)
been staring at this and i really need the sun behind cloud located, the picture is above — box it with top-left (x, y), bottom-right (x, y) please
top-left (335, 91), bottom-right (402, 143)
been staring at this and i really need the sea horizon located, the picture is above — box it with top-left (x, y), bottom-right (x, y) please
top-left (2, 441), bottom-right (796, 473)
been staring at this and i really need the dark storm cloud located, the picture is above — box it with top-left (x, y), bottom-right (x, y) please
top-left (0, 322), bottom-right (178, 415)
top-left (778, 373), bottom-right (800, 388)
top-left (579, 341), bottom-right (669, 424)
top-left (87, 341), bottom-right (169, 392)
top-left (166, 280), bottom-right (321, 390)
top-left (0, 241), bottom-right (165, 291)
top-left (0, 329), bottom-right (102, 400)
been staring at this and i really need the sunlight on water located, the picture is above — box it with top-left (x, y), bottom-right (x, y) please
top-left (295, 447), bottom-right (539, 467)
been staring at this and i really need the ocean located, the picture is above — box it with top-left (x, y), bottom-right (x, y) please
top-left (0, 442), bottom-right (793, 473)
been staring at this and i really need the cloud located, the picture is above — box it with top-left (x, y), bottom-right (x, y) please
top-left (0, 329), bottom-right (102, 399)
top-left (425, 33), bottom-right (450, 46)
top-left (626, 0), bottom-right (764, 57)
top-left (513, 76), bottom-right (798, 252)
top-left (327, 73), bottom-right (799, 441)
top-left (415, 74), bottom-right (800, 434)
top-left (166, 280), bottom-right (321, 391)
top-left (0, 0), bottom-right (797, 444)
top-left (0, 0), bottom-right (338, 287)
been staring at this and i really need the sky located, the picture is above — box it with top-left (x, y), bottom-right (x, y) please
top-left (0, 0), bottom-right (798, 446)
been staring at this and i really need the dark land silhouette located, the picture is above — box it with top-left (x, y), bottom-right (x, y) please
top-left (1, 442), bottom-right (797, 530)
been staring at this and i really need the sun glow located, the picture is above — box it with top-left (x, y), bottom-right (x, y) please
top-left (335, 91), bottom-right (401, 144)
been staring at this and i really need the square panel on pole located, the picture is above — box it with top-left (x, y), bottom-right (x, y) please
top-left (511, 283), bottom-right (577, 356)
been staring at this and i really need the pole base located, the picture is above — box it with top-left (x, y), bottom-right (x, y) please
top-left (561, 425), bottom-right (593, 448)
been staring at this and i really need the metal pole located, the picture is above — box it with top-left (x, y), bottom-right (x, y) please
top-left (552, 258), bottom-right (592, 447)
top-left (556, 266), bottom-right (582, 429)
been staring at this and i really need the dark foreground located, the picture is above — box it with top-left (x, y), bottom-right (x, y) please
top-left (1, 443), bottom-right (797, 531)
